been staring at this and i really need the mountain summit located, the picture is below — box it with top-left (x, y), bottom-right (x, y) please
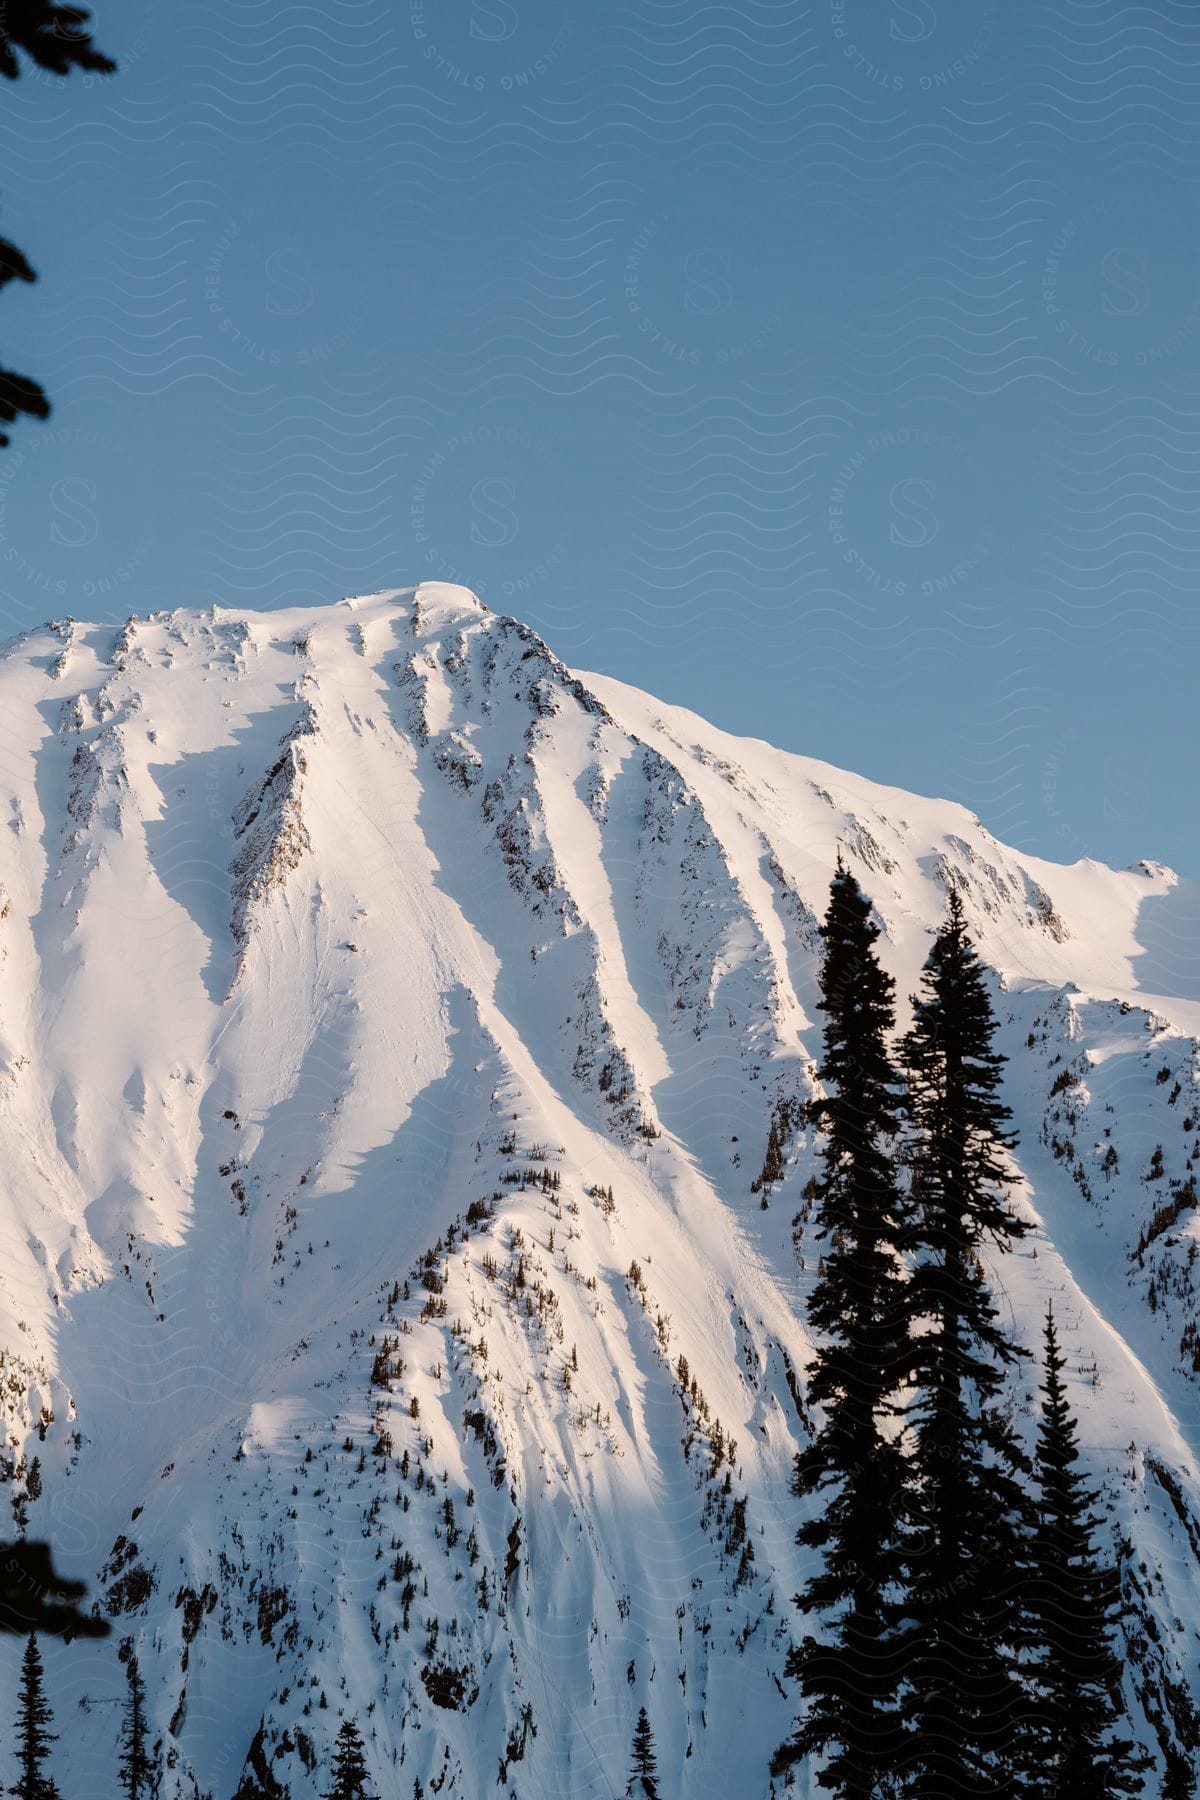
top-left (1, 583), bottom-right (1199, 1795)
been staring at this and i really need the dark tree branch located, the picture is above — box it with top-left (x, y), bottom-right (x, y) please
top-left (0, 234), bottom-right (36, 285)
top-left (0, 1539), bottom-right (110, 1639)
top-left (0, 365), bottom-right (49, 443)
top-left (0, 1), bottom-right (115, 80)
top-left (0, 2), bottom-right (114, 436)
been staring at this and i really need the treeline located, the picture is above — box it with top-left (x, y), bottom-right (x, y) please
top-left (7, 1636), bottom-right (379, 1800)
top-left (11, 1636), bottom-right (663, 1799)
top-left (774, 864), bottom-right (1146, 1796)
top-left (10, 1634), bottom-right (158, 1800)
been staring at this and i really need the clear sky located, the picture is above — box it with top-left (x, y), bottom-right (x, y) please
top-left (1, 0), bottom-right (1197, 876)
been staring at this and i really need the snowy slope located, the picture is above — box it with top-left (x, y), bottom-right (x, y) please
top-left (1, 583), bottom-right (1199, 1797)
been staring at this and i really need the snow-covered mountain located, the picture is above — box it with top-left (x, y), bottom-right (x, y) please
top-left (2, 581), bottom-right (1200, 1798)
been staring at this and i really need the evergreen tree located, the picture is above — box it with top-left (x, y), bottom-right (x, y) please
top-left (1024, 1307), bottom-right (1145, 1797)
top-left (764, 1117), bottom-right (782, 1182)
top-left (9, 1632), bottom-right (60, 1800)
top-left (323, 1721), bottom-right (377, 1800)
top-left (626, 1707), bottom-right (659, 1799)
top-left (773, 861), bottom-right (910, 1793)
top-left (895, 886), bottom-right (1031, 1796)
top-left (117, 1651), bottom-right (155, 1800)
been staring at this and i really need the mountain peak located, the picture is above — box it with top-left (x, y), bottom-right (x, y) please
top-left (404, 578), bottom-right (490, 634)
top-left (1, 584), bottom-right (1198, 1795)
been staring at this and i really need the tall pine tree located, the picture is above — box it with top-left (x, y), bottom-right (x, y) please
top-left (323, 1721), bottom-right (377, 1800)
top-left (1024, 1307), bottom-right (1145, 1797)
top-left (9, 1632), bottom-right (60, 1800)
top-left (774, 861), bottom-right (910, 1793)
top-left (626, 1707), bottom-right (659, 1799)
top-left (895, 886), bottom-right (1031, 1797)
top-left (117, 1651), bottom-right (155, 1800)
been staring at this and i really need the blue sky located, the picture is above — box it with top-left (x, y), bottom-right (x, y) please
top-left (2, 0), bottom-right (1198, 874)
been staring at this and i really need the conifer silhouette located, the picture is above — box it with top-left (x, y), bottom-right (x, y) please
top-left (896, 887), bottom-right (1031, 1797)
top-left (1023, 1307), bottom-right (1145, 1796)
top-left (775, 862), bottom-right (909, 1794)
top-left (323, 1720), bottom-right (377, 1800)
top-left (117, 1650), bottom-right (155, 1800)
top-left (9, 1632), bottom-right (60, 1800)
top-left (625, 1707), bottom-right (659, 1799)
